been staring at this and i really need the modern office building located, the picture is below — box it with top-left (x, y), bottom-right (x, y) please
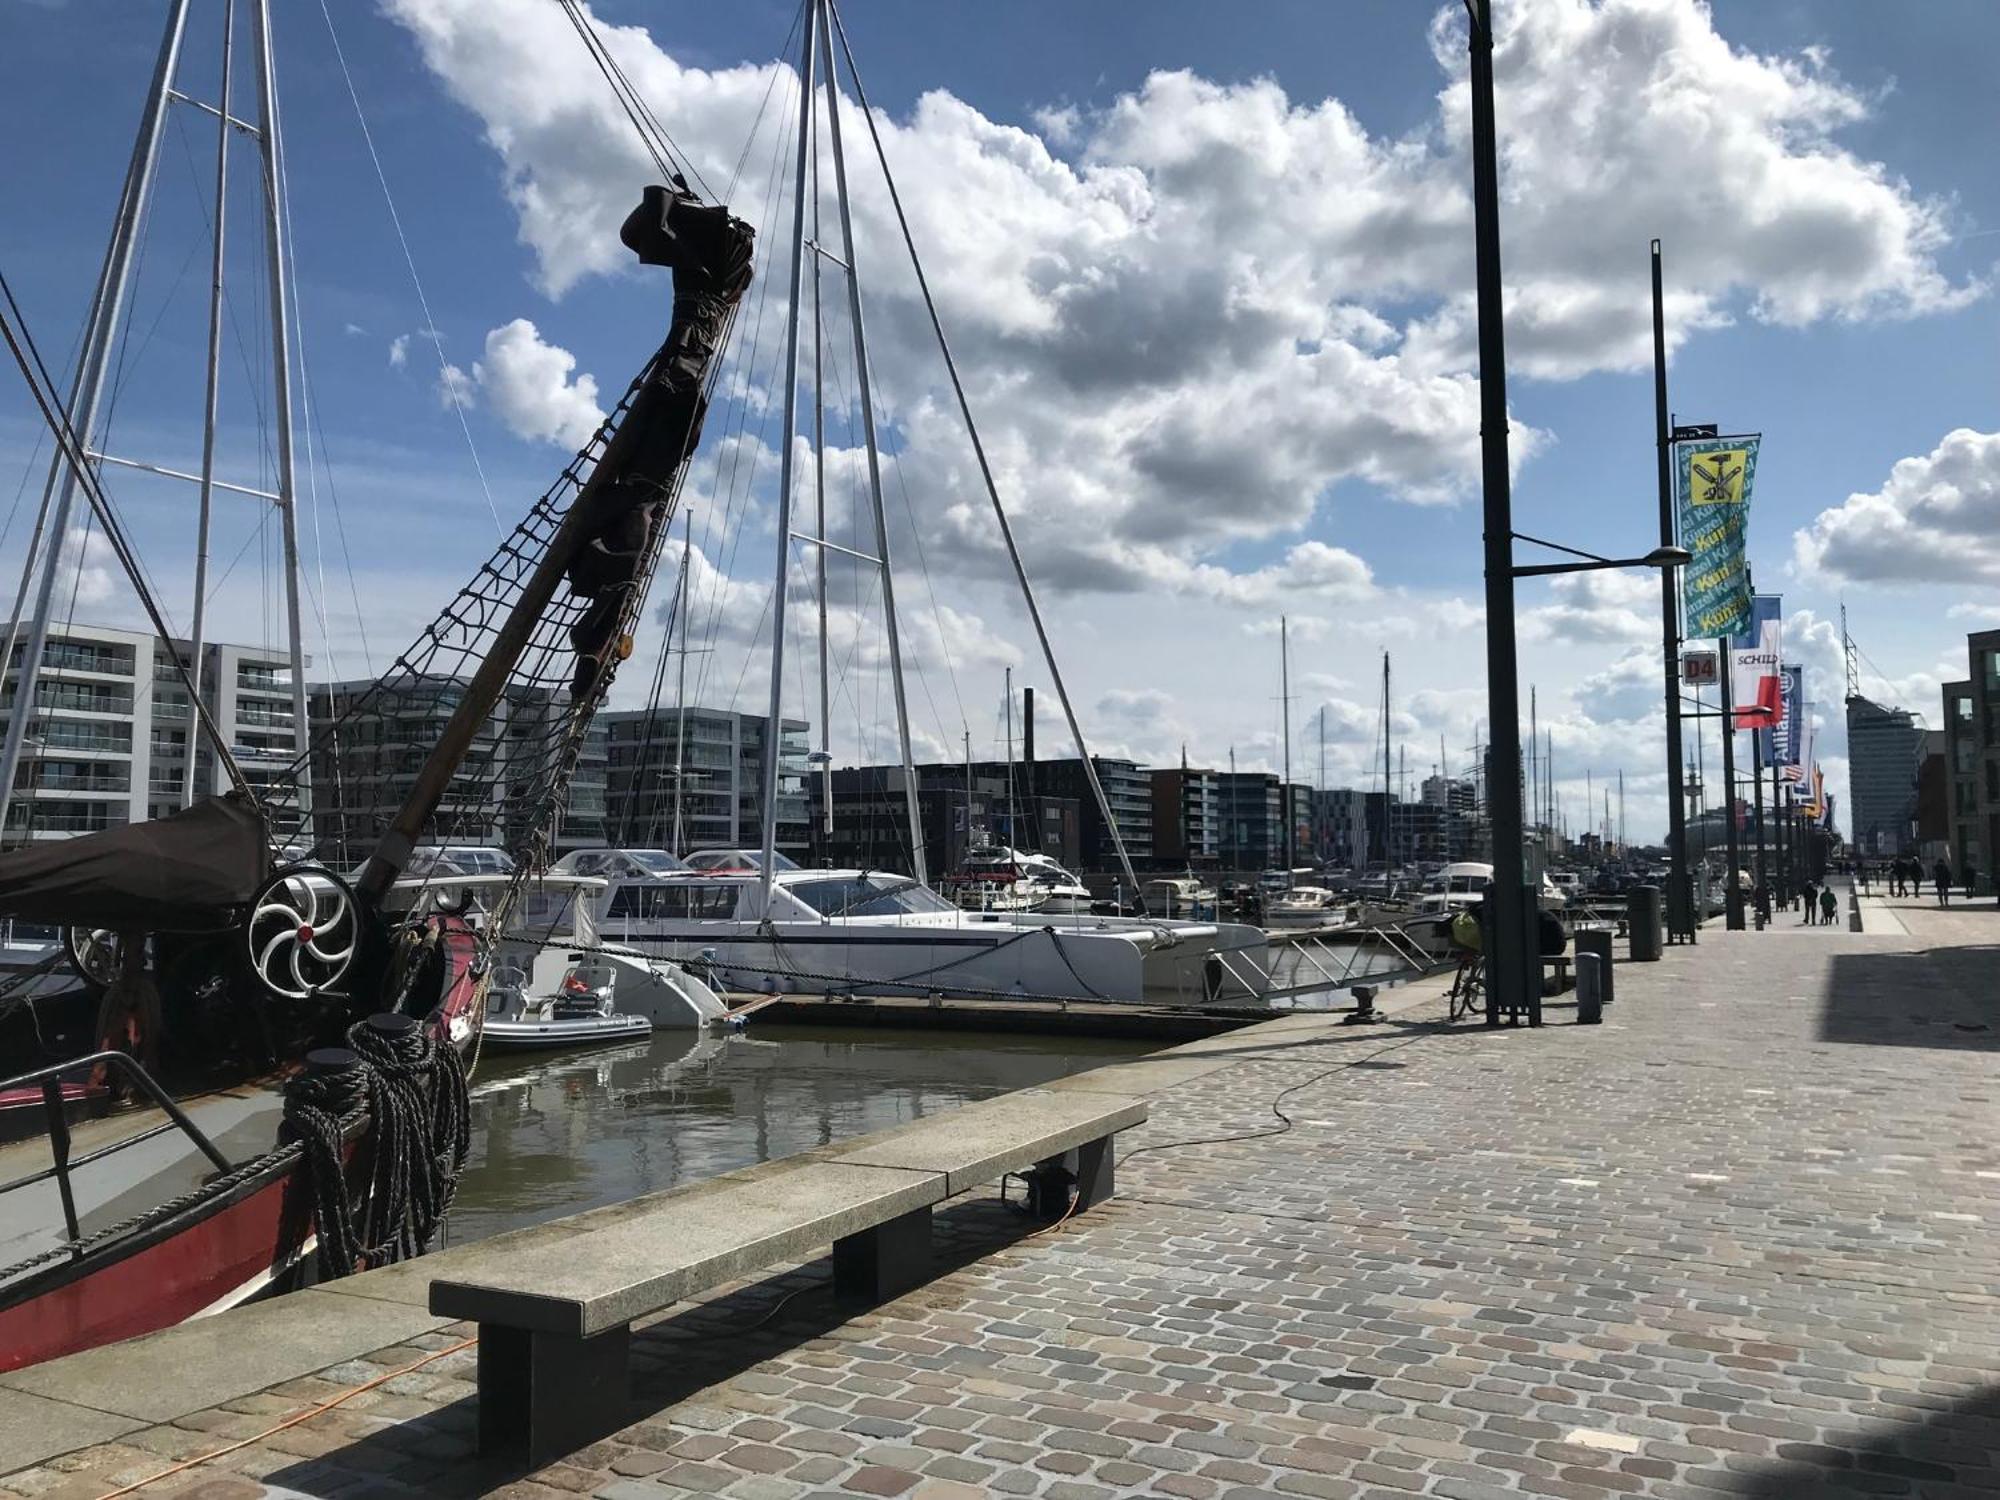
top-left (988, 755), bottom-right (1149, 869)
top-left (308, 674), bottom-right (576, 861)
top-left (598, 707), bottom-right (809, 859)
top-left (2, 624), bottom-right (305, 850)
top-left (1845, 694), bottom-right (1924, 854)
top-left (811, 764), bottom-right (1080, 877)
top-left (1313, 788), bottom-right (1369, 868)
top-left (1149, 765), bottom-right (1219, 867)
top-left (1214, 771), bottom-right (1282, 872)
top-left (1941, 630), bottom-right (2000, 884)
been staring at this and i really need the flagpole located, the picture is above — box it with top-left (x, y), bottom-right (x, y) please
top-left (1718, 638), bottom-right (1745, 930)
top-left (1751, 725), bottom-right (1767, 922)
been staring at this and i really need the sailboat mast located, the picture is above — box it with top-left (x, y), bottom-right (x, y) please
top-left (1317, 704), bottom-right (1326, 864)
top-left (754, 0), bottom-right (818, 903)
top-left (185, 0), bottom-right (235, 806)
top-left (1529, 686), bottom-right (1539, 834)
top-left (251, 0), bottom-right (313, 838)
top-left (823, 0), bottom-right (1140, 903)
top-left (811, 126), bottom-right (832, 839)
top-left (1280, 615), bottom-right (1292, 871)
top-left (1380, 651), bottom-right (1391, 868)
top-left (672, 514), bottom-right (690, 853)
top-left (816, 3), bottom-right (924, 885)
top-left (0, 0), bottom-right (192, 837)
top-left (1004, 663), bottom-right (1016, 845)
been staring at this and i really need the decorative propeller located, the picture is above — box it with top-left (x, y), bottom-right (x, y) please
top-left (246, 864), bottom-right (358, 1000)
top-left (63, 926), bottom-right (119, 987)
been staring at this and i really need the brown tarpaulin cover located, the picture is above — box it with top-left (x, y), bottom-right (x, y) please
top-left (0, 794), bottom-right (271, 930)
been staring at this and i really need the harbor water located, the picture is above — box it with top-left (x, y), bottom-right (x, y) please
top-left (442, 1022), bottom-right (1153, 1244)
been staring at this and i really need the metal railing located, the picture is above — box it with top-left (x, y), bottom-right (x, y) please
top-left (1, 1052), bottom-right (233, 1255)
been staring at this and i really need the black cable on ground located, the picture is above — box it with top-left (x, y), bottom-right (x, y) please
top-left (1117, 1019), bottom-right (1447, 1169)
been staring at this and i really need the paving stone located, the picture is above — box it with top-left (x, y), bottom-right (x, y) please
top-left (13, 917), bottom-right (2000, 1500)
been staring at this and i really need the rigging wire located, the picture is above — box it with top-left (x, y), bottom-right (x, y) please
top-left (553, 0), bottom-right (715, 204)
top-left (685, 59), bottom-right (798, 710)
top-left (315, 0), bottom-right (502, 536)
top-left (0, 270), bottom-right (251, 798)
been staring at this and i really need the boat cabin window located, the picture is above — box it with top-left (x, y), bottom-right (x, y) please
top-left (518, 887), bottom-right (583, 933)
top-left (605, 883), bottom-right (741, 920)
top-left (683, 849), bottom-right (800, 872)
top-left (627, 849), bottom-right (688, 875)
top-left (791, 875), bottom-right (956, 917)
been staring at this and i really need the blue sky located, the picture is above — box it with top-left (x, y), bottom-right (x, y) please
top-left (2, 0), bottom-right (1996, 843)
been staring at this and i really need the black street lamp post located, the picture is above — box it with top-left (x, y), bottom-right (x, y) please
top-left (1468, 0), bottom-right (1690, 1024)
top-left (1466, 0), bottom-right (1537, 1026)
top-left (1653, 244), bottom-right (1697, 944)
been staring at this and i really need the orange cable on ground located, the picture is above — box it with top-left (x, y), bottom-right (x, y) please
top-left (91, 1335), bottom-right (479, 1499)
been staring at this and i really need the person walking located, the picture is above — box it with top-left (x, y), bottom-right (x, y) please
top-left (1801, 878), bottom-right (1818, 924)
top-left (1934, 858), bottom-right (1953, 907)
top-left (1819, 885), bottom-right (1838, 928)
top-left (1962, 862), bottom-right (1978, 901)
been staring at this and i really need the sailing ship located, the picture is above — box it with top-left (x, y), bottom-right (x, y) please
top-left (0, 0), bottom-right (754, 1367)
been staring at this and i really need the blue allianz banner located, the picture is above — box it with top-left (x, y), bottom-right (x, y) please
top-left (1677, 435), bottom-right (1761, 640)
top-left (1763, 664), bottom-right (1803, 770)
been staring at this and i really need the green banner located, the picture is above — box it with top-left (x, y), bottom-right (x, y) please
top-left (1676, 434), bottom-right (1760, 641)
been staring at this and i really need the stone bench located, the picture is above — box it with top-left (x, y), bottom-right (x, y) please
top-left (428, 1088), bottom-right (1147, 1465)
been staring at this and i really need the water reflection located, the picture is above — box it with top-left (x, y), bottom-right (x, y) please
top-left (447, 1024), bottom-right (1150, 1243)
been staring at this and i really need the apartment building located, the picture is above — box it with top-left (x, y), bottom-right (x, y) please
top-left (1, 624), bottom-right (304, 849)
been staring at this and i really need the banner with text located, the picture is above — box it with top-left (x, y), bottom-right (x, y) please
top-left (1765, 665), bottom-right (1804, 771)
top-left (1730, 594), bottom-right (1782, 729)
top-left (1677, 434), bottom-right (1761, 641)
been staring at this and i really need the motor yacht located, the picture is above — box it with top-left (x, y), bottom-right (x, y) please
top-left (1139, 876), bottom-right (1215, 919)
top-left (949, 845), bottom-right (1094, 915)
top-left (568, 861), bottom-right (1270, 1005)
top-left (1263, 885), bottom-right (1348, 929)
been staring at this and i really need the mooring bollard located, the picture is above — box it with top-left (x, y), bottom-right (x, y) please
top-left (1574, 928), bottom-right (1614, 1005)
top-left (1575, 952), bottom-right (1603, 1024)
top-left (1628, 885), bottom-right (1663, 962)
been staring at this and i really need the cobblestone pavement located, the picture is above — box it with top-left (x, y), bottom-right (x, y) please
top-left (6, 915), bottom-right (1996, 1500)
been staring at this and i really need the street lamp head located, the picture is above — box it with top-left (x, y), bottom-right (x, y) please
top-left (1642, 545), bottom-right (1692, 568)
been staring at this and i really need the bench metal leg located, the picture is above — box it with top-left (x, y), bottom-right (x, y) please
top-left (1073, 1133), bottom-right (1115, 1211)
top-left (833, 1203), bottom-right (931, 1303)
top-left (476, 1322), bottom-right (631, 1467)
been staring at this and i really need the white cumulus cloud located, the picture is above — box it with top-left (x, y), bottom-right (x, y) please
top-left (470, 319), bottom-right (605, 450)
top-left (1793, 429), bottom-right (2000, 584)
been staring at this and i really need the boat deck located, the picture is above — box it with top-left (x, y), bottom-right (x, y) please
top-left (0, 1086), bottom-right (285, 1285)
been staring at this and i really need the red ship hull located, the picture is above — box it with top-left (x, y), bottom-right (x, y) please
top-left (0, 1146), bottom-right (311, 1373)
top-left (0, 912), bottom-right (484, 1372)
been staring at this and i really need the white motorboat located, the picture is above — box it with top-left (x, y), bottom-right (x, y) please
top-left (1263, 885), bottom-right (1347, 929)
top-left (581, 864), bottom-right (1269, 1005)
top-left (1413, 861), bottom-right (1495, 918)
top-left (1140, 876), bottom-right (1215, 919)
top-left (384, 849), bottom-right (732, 1031)
top-left (949, 846), bottom-right (1093, 915)
top-left (480, 970), bottom-right (654, 1052)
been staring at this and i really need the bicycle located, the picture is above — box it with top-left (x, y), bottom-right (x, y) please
top-left (1446, 951), bottom-right (1485, 1021)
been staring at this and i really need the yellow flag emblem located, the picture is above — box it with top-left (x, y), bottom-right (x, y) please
top-left (1688, 448), bottom-right (1748, 507)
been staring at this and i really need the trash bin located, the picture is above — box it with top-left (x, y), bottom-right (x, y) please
top-left (1574, 928), bottom-right (1614, 1004)
top-left (1628, 884), bottom-right (1663, 962)
top-left (1575, 951), bottom-right (1603, 1024)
